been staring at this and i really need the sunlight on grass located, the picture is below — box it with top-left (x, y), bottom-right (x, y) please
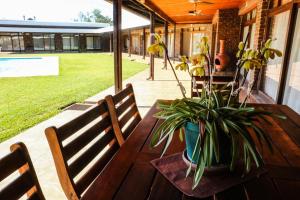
top-left (0, 53), bottom-right (147, 142)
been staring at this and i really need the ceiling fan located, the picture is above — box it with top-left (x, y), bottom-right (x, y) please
top-left (188, 0), bottom-right (214, 5)
top-left (188, 1), bottom-right (213, 16)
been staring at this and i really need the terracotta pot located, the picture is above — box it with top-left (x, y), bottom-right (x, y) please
top-left (215, 40), bottom-right (230, 71)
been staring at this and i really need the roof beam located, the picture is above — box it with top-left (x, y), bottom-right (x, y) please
top-left (136, 0), bottom-right (175, 24)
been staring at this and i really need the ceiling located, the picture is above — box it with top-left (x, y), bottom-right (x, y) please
top-left (145, 0), bottom-right (245, 24)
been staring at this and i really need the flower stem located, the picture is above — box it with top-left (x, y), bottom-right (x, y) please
top-left (163, 44), bottom-right (187, 98)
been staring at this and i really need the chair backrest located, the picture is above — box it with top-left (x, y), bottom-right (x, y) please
top-left (105, 83), bottom-right (141, 146)
top-left (45, 100), bottom-right (119, 200)
top-left (191, 75), bottom-right (235, 97)
top-left (0, 142), bottom-right (45, 200)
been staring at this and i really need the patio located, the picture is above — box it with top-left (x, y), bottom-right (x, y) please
top-left (1, 0), bottom-right (300, 199)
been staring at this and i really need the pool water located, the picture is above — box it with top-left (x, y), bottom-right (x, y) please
top-left (0, 57), bottom-right (43, 61)
top-left (0, 57), bottom-right (59, 78)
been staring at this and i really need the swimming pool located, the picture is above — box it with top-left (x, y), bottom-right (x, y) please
top-left (0, 57), bottom-right (59, 78)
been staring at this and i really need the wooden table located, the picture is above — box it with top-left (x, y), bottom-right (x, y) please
top-left (82, 102), bottom-right (300, 200)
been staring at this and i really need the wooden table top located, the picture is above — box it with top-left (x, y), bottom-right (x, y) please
top-left (82, 102), bottom-right (300, 200)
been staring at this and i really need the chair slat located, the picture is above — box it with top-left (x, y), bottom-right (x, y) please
top-left (62, 114), bottom-right (111, 160)
top-left (58, 103), bottom-right (107, 141)
top-left (27, 192), bottom-right (41, 200)
top-left (68, 129), bottom-right (116, 178)
top-left (123, 116), bottom-right (141, 139)
top-left (75, 141), bottom-right (119, 194)
top-left (0, 170), bottom-right (34, 200)
top-left (116, 94), bottom-right (135, 116)
top-left (0, 149), bottom-right (26, 181)
top-left (119, 106), bottom-right (138, 129)
top-left (113, 86), bottom-right (132, 104)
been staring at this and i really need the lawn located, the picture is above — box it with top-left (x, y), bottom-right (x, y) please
top-left (0, 53), bottom-right (148, 142)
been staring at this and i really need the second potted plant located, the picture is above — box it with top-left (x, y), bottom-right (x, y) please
top-left (148, 34), bottom-right (284, 189)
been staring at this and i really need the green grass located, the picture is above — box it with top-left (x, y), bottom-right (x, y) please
top-left (0, 53), bottom-right (148, 142)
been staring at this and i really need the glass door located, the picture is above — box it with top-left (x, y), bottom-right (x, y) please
top-left (262, 11), bottom-right (290, 101)
top-left (283, 8), bottom-right (300, 113)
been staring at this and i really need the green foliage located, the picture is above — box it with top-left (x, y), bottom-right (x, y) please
top-left (150, 91), bottom-right (283, 189)
top-left (236, 39), bottom-right (282, 71)
top-left (77, 9), bottom-right (112, 25)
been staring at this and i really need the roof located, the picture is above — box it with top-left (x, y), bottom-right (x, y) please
top-left (0, 20), bottom-right (150, 34)
top-left (0, 20), bottom-right (109, 29)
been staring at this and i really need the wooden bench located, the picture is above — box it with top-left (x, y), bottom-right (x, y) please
top-left (0, 142), bottom-right (45, 200)
top-left (45, 100), bottom-right (120, 200)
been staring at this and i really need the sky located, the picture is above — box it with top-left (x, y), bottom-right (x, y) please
top-left (0, 0), bottom-right (149, 26)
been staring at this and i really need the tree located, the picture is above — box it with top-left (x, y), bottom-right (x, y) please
top-left (77, 9), bottom-right (112, 25)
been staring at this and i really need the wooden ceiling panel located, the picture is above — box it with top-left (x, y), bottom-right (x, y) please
top-left (148, 0), bottom-right (245, 23)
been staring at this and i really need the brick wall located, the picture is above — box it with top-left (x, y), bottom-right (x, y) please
top-left (23, 33), bottom-right (34, 52)
top-left (54, 34), bottom-right (63, 51)
top-left (213, 8), bottom-right (241, 68)
top-left (252, 0), bottom-right (270, 92)
top-left (79, 34), bottom-right (86, 52)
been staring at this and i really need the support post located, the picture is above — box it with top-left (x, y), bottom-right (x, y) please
top-left (113, 0), bottom-right (122, 93)
top-left (128, 29), bottom-right (132, 57)
top-left (173, 24), bottom-right (176, 63)
top-left (148, 12), bottom-right (155, 80)
top-left (142, 27), bottom-right (146, 59)
top-left (163, 21), bottom-right (168, 69)
top-left (180, 28), bottom-right (184, 55)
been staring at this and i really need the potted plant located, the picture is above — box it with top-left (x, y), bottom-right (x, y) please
top-left (147, 34), bottom-right (284, 189)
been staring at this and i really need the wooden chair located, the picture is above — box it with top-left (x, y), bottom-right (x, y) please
top-left (0, 142), bottom-right (45, 200)
top-left (45, 100), bottom-right (120, 200)
top-left (191, 75), bottom-right (235, 98)
top-left (105, 83), bottom-right (142, 146)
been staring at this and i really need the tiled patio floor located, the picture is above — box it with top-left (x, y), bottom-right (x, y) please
top-left (0, 53), bottom-right (190, 200)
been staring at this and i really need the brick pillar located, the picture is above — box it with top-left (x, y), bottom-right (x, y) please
top-left (23, 33), bottom-right (34, 52)
top-left (54, 34), bottom-right (63, 51)
top-left (251, 0), bottom-right (270, 92)
top-left (214, 9), bottom-right (241, 69)
top-left (79, 34), bottom-right (86, 52)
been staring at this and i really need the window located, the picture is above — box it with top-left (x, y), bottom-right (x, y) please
top-left (167, 33), bottom-right (174, 57)
top-left (11, 34), bottom-right (21, 51)
top-left (71, 35), bottom-right (79, 50)
top-left (19, 35), bottom-right (24, 50)
top-left (0, 36), bottom-right (12, 51)
top-left (86, 36), bottom-right (94, 50)
top-left (132, 35), bottom-right (139, 54)
top-left (242, 26), bottom-right (250, 45)
top-left (283, 8), bottom-right (300, 113)
top-left (33, 34), bottom-right (44, 51)
top-left (93, 36), bottom-right (101, 49)
top-left (249, 23), bottom-right (256, 48)
top-left (262, 11), bottom-right (290, 100)
top-left (44, 34), bottom-right (55, 51)
top-left (63, 34), bottom-right (71, 50)
top-left (192, 32), bottom-right (205, 54)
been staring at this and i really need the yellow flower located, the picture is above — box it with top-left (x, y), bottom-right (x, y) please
top-left (190, 66), bottom-right (205, 76)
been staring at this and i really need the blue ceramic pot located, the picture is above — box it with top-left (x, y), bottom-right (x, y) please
top-left (184, 122), bottom-right (231, 165)
top-left (184, 122), bottom-right (200, 163)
